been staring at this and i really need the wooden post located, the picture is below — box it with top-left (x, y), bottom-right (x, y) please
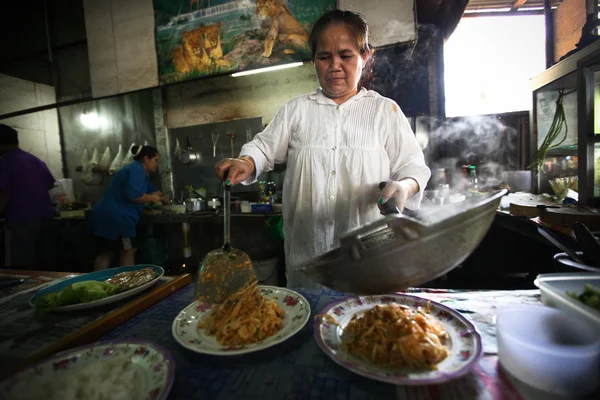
top-left (544, 0), bottom-right (555, 68)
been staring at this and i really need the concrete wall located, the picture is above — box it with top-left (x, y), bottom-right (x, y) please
top-left (83, 0), bottom-right (159, 98)
top-left (82, 0), bottom-right (413, 102)
top-left (554, 0), bottom-right (587, 62)
top-left (59, 89), bottom-right (158, 203)
top-left (165, 62), bottom-right (318, 129)
top-left (0, 74), bottom-right (63, 179)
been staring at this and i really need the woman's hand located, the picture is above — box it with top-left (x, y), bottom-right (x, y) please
top-left (150, 191), bottom-right (171, 205)
top-left (215, 157), bottom-right (255, 185)
top-left (160, 196), bottom-right (171, 205)
top-left (377, 179), bottom-right (419, 214)
top-left (147, 193), bottom-right (162, 204)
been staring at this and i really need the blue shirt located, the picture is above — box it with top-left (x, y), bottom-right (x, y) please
top-left (91, 161), bottom-right (157, 239)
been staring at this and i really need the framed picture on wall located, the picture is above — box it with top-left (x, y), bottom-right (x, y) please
top-left (153, 0), bottom-right (337, 84)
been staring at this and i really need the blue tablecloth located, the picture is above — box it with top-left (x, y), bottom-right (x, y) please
top-left (102, 284), bottom-right (530, 400)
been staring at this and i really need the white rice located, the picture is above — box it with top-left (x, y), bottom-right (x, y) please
top-left (8, 356), bottom-right (139, 400)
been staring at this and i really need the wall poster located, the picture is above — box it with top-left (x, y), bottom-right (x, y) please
top-left (153, 0), bottom-right (337, 84)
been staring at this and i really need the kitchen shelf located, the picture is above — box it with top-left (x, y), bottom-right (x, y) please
top-left (530, 40), bottom-right (600, 206)
top-left (545, 146), bottom-right (578, 157)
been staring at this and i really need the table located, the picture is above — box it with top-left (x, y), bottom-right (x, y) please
top-left (101, 284), bottom-right (595, 400)
top-left (0, 269), bottom-right (191, 377)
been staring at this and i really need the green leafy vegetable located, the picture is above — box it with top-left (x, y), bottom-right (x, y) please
top-left (567, 284), bottom-right (600, 312)
top-left (35, 280), bottom-right (119, 311)
top-left (529, 90), bottom-right (568, 174)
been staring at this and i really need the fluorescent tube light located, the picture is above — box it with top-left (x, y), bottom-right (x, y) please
top-left (231, 62), bottom-right (304, 77)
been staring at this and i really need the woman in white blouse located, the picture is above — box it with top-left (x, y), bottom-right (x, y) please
top-left (216, 10), bottom-right (431, 289)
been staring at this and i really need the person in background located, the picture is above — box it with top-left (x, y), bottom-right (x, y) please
top-left (215, 10), bottom-right (431, 288)
top-left (0, 124), bottom-right (56, 269)
top-left (91, 144), bottom-right (170, 270)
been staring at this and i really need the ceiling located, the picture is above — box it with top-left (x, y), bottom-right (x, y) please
top-left (415, 0), bottom-right (559, 40)
top-left (463, 0), bottom-right (560, 17)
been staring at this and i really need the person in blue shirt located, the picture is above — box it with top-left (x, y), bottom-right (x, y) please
top-left (91, 144), bottom-right (169, 270)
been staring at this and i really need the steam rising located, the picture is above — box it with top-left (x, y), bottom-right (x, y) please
top-left (428, 115), bottom-right (518, 176)
top-left (416, 114), bottom-right (519, 216)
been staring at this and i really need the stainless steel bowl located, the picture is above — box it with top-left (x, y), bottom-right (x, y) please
top-left (185, 198), bottom-right (206, 212)
top-left (297, 189), bottom-right (507, 294)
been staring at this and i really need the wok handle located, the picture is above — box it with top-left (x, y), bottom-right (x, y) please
top-left (378, 182), bottom-right (400, 214)
top-left (340, 215), bottom-right (424, 261)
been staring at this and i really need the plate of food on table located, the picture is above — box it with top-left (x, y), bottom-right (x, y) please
top-left (172, 279), bottom-right (310, 355)
top-left (313, 293), bottom-right (483, 385)
top-left (0, 339), bottom-right (174, 400)
top-left (29, 265), bottom-right (164, 312)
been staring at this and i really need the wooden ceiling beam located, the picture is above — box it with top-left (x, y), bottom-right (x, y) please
top-left (511, 0), bottom-right (528, 11)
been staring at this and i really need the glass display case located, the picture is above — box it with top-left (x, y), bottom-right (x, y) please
top-left (530, 40), bottom-right (600, 206)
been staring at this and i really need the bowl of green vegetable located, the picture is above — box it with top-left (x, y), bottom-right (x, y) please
top-left (535, 272), bottom-right (600, 330)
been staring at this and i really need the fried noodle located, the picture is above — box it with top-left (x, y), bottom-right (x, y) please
top-left (197, 280), bottom-right (285, 346)
top-left (341, 303), bottom-right (449, 369)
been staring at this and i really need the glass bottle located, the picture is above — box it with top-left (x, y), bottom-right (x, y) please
top-left (467, 166), bottom-right (479, 197)
top-left (436, 168), bottom-right (450, 200)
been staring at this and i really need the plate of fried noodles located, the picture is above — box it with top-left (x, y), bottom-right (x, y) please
top-left (314, 293), bottom-right (483, 385)
top-left (172, 280), bottom-right (310, 355)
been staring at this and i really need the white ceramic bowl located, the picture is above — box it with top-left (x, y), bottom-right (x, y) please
top-left (163, 204), bottom-right (186, 214)
top-left (496, 304), bottom-right (600, 396)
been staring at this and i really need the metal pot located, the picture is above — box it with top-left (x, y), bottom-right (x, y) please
top-left (179, 136), bottom-right (201, 165)
top-left (185, 198), bottom-right (206, 212)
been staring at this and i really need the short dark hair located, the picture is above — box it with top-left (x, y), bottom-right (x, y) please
top-left (131, 144), bottom-right (159, 161)
top-left (0, 124), bottom-right (18, 145)
top-left (309, 9), bottom-right (374, 89)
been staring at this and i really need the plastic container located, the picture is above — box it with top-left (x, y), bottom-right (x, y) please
top-left (240, 201), bottom-right (251, 213)
top-left (496, 304), bottom-right (600, 396)
top-left (251, 203), bottom-right (272, 213)
top-left (535, 272), bottom-right (600, 330)
top-left (253, 258), bottom-right (279, 286)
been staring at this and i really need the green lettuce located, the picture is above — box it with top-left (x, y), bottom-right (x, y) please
top-left (35, 280), bottom-right (119, 311)
top-left (567, 284), bottom-right (600, 312)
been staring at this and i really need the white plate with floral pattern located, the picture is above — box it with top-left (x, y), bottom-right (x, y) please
top-left (314, 294), bottom-right (483, 385)
top-left (172, 285), bottom-right (310, 355)
top-left (0, 340), bottom-right (174, 400)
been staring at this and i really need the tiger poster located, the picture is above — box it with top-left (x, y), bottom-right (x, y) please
top-left (153, 0), bottom-right (336, 84)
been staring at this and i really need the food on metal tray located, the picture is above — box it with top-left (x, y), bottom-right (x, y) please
top-left (341, 303), bottom-right (449, 370)
top-left (35, 268), bottom-right (158, 311)
top-left (567, 284), bottom-right (600, 311)
top-left (197, 279), bottom-right (284, 346)
top-left (35, 281), bottom-right (119, 311)
top-left (106, 268), bottom-right (158, 292)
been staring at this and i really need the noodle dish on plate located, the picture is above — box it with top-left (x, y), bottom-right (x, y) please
top-left (172, 281), bottom-right (310, 355)
top-left (314, 293), bottom-right (483, 385)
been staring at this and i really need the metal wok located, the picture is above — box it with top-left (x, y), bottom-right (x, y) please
top-left (297, 189), bottom-right (507, 294)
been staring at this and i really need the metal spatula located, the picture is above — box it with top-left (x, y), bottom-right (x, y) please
top-left (195, 180), bottom-right (257, 304)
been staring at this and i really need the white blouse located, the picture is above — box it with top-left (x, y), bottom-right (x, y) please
top-left (240, 88), bottom-right (431, 289)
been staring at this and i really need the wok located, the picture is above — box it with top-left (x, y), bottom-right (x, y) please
top-left (297, 189), bottom-right (507, 294)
